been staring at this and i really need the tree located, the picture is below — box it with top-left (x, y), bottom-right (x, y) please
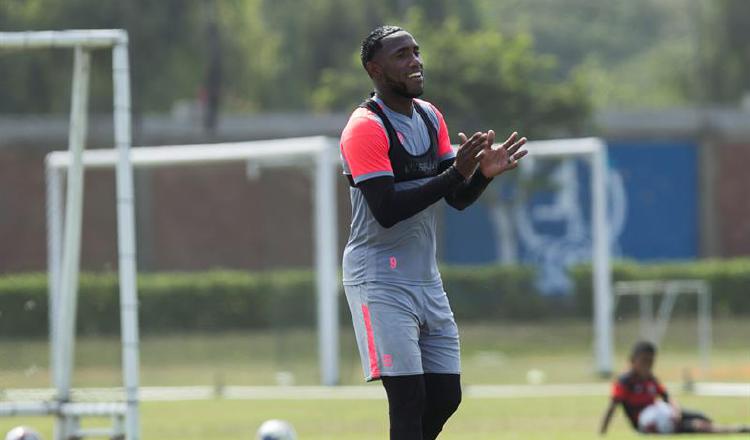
top-left (312, 10), bottom-right (589, 140)
top-left (698, 0), bottom-right (750, 105)
top-left (0, 0), bottom-right (209, 115)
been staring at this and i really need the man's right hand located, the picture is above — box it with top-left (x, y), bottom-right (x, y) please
top-left (454, 132), bottom-right (489, 178)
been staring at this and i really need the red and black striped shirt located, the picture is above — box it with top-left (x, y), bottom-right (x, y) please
top-left (611, 371), bottom-right (669, 429)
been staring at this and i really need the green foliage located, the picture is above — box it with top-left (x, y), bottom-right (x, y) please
top-left (3, 0), bottom-right (742, 115)
top-left (572, 258), bottom-right (750, 317)
top-left (474, 0), bottom-right (704, 110)
top-left (0, 0), bottom-right (209, 114)
top-left (0, 266), bottom-right (533, 338)
top-left (3, 259), bottom-right (749, 338)
top-left (215, 0), bottom-right (283, 112)
top-left (0, 270), bottom-right (316, 337)
top-left (698, 0), bottom-right (750, 104)
top-left (312, 10), bottom-right (590, 138)
top-left (440, 265), bottom-right (551, 320)
top-left (475, 0), bottom-right (672, 76)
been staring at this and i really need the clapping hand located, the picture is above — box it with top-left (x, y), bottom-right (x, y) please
top-left (472, 130), bottom-right (528, 179)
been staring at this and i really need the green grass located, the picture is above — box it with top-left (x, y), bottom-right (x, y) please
top-left (1, 318), bottom-right (748, 388)
top-left (1, 319), bottom-right (748, 438)
top-left (0, 395), bottom-right (747, 439)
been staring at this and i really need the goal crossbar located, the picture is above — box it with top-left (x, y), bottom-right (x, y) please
top-left (46, 136), bottom-right (333, 169)
top-left (0, 29), bottom-right (127, 49)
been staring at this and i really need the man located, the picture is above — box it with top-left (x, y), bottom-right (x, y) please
top-left (599, 341), bottom-right (750, 435)
top-left (340, 25), bottom-right (528, 439)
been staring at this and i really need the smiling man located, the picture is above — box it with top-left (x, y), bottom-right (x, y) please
top-left (339, 25), bottom-right (528, 440)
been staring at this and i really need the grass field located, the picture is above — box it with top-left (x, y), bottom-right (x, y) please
top-left (1, 319), bottom-right (748, 438)
top-left (0, 395), bottom-right (747, 439)
top-left (1, 318), bottom-right (748, 388)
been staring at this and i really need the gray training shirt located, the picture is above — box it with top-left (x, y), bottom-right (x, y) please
top-left (339, 96), bottom-right (456, 286)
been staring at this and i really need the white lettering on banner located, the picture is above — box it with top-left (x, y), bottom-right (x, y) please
top-left (488, 160), bottom-right (627, 294)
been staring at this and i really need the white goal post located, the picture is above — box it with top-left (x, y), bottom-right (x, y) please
top-left (0, 30), bottom-right (138, 440)
top-left (42, 135), bottom-right (612, 390)
top-left (614, 279), bottom-right (712, 371)
top-left (44, 137), bottom-right (342, 388)
top-left (523, 137), bottom-right (614, 376)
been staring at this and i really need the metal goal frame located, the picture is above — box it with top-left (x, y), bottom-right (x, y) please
top-left (0, 30), bottom-right (138, 440)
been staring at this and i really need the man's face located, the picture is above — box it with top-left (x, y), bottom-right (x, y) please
top-left (631, 352), bottom-right (655, 377)
top-left (368, 31), bottom-right (424, 98)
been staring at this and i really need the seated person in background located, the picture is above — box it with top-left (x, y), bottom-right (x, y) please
top-left (599, 341), bottom-right (749, 435)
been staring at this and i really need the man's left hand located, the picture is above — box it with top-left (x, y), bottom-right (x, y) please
top-left (478, 130), bottom-right (528, 178)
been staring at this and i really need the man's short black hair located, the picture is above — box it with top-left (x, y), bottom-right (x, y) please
top-left (360, 25), bottom-right (403, 68)
top-left (630, 340), bottom-right (657, 359)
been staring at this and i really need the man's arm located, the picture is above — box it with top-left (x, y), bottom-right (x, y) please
top-left (440, 159), bottom-right (493, 211)
top-left (441, 131), bottom-right (528, 211)
top-left (656, 378), bottom-right (670, 403)
top-left (357, 132), bottom-right (489, 228)
top-left (358, 166), bottom-right (464, 227)
top-left (599, 399), bottom-right (618, 435)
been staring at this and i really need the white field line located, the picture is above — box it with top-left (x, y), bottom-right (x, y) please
top-left (1, 382), bottom-right (747, 403)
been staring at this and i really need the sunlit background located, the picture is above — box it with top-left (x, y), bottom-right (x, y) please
top-left (0, 1), bottom-right (748, 439)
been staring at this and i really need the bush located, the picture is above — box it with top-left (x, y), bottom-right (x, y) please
top-left (0, 266), bottom-right (537, 337)
top-left (572, 258), bottom-right (750, 317)
top-left (1, 259), bottom-right (748, 338)
top-left (0, 270), bottom-right (318, 338)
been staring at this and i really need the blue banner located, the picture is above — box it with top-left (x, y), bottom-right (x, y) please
top-left (442, 140), bottom-right (699, 294)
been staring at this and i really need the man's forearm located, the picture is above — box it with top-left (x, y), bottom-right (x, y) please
top-left (445, 168), bottom-right (493, 210)
top-left (358, 166), bottom-right (464, 228)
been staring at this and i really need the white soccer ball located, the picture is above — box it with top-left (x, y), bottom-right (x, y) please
top-left (5, 426), bottom-right (43, 440)
top-left (525, 368), bottom-right (546, 385)
top-left (638, 401), bottom-right (676, 433)
top-left (256, 419), bottom-right (297, 440)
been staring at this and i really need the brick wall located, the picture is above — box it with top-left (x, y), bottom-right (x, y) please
top-left (716, 143), bottom-right (750, 256)
top-left (0, 148), bottom-right (47, 272)
top-left (0, 147), bottom-right (352, 274)
top-left (145, 164), bottom-right (351, 271)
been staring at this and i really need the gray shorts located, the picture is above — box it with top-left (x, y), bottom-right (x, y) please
top-left (344, 282), bottom-right (461, 382)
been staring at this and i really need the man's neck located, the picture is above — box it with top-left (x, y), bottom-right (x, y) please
top-left (375, 89), bottom-right (413, 117)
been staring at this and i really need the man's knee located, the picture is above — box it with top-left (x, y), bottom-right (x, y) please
top-left (428, 380), bottom-right (461, 418)
top-left (382, 375), bottom-right (426, 438)
top-left (422, 373), bottom-right (462, 439)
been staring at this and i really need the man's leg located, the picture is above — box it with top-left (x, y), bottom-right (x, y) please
top-left (382, 375), bottom-right (426, 440)
top-left (419, 285), bottom-right (462, 439)
top-left (346, 282), bottom-right (427, 439)
top-left (422, 373), bottom-right (462, 440)
top-left (676, 409), bottom-right (749, 433)
top-left (676, 408), bottom-right (710, 433)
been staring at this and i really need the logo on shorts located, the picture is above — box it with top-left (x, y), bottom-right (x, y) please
top-left (383, 354), bottom-right (393, 367)
top-left (397, 132), bottom-right (405, 144)
top-left (389, 256), bottom-right (398, 269)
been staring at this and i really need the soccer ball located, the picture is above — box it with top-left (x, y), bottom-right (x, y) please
top-left (638, 401), bottom-right (676, 433)
top-left (5, 426), bottom-right (43, 440)
top-left (525, 368), bottom-right (546, 385)
top-left (256, 419), bottom-right (297, 440)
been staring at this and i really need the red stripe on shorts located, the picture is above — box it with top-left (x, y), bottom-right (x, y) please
top-left (361, 304), bottom-right (380, 379)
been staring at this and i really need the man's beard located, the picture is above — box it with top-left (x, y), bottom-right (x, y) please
top-left (384, 74), bottom-right (423, 99)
